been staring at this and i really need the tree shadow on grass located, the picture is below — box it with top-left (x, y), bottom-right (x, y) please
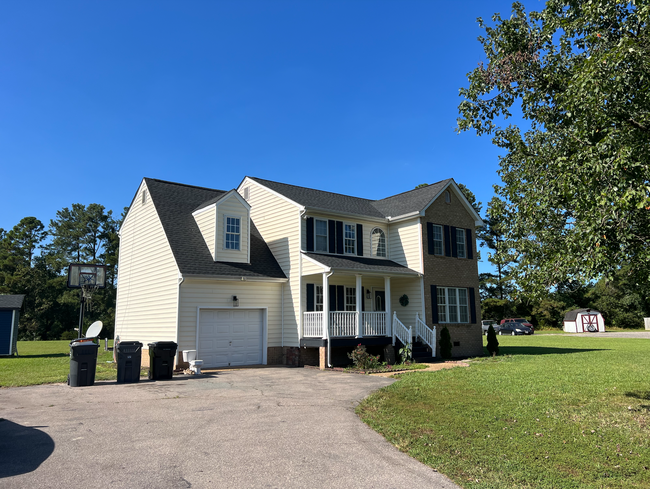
top-left (498, 346), bottom-right (608, 356)
top-left (0, 419), bottom-right (54, 478)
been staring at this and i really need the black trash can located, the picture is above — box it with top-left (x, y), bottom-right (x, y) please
top-left (69, 340), bottom-right (99, 387)
top-left (148, 341), bottom-right (177, 380)
top-left (116, 341), bottom-right (143, 383)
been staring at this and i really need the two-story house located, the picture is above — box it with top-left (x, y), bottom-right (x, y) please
top-left (114, 176), bottom-right (483, 370)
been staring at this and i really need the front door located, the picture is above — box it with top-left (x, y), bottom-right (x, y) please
top-left (374, 290), bottom-right (385, 312)
top-left (581, 314), bottom-right (598, 332)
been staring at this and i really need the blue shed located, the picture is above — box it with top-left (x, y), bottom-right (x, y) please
top-left (0, 295), bottom-right (24, 356)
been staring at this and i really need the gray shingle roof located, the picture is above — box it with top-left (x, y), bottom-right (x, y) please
top-left (248, 177), bottom-right (453, 220)
top-left (564, 308), bottom-right (601, 321)
top-left (0, 295), bottom-right (25, 309)
top-left (303, 253), bottom-right (420, 275)
top-left (144, 178), bottom-right (286, 280)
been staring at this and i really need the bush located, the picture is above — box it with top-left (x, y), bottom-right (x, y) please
top-left (60, 330), bottom-right (77, 340)
top-left (613, 312), bottom-right (643, 329)
top-left (347, 344), bottom-right (381, 370)
top-left (486, 325), bottom-right (499, 356)
top-left (439, 326), bottom-right (452, 359)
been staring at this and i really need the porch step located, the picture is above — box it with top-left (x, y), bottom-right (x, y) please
top-left (412, 341), bottom-right (435, 363)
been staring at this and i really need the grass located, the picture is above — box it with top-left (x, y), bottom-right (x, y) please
top-left (0, 340), bottom-right (146, 387)
top-left (357, 335), bottom-right (650, 488)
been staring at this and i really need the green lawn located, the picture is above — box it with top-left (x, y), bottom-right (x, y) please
top-left (358, 335), bottom-right (650, 488)
top-left (0, 340), bottom-right (146, 387)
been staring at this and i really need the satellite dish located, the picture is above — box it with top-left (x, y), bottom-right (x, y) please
top-left (85, 321), bottom-right (103, 338)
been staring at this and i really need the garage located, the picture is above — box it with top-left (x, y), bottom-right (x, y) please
top-left (198, 308), bottom-right (265, 367)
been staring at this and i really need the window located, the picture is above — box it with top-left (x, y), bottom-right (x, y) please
top-left (437, 287), bottom-right (469, 323)
top-left (315, 285), bottom-right (323, 311)
top-left (445, 190), bottom-right (451, 203)
top-left (371, 228), bottom-right (386, 257)
top-left (243, 187), bottom-right (250, 200)
top-left (315, 219), bottom-right (328, 252)
top-left (456, 228), bottom-right (466, 258)
top-left (225, 216), bottom-right (240, 250)
top-left (344, 224), bottom-right (356, 254)
top-left (345, 287), bottom-right (356, 311)
top-left (141, 189), bottom-right (148, 205)
top-left (432, 225), bottom-right (443, 255)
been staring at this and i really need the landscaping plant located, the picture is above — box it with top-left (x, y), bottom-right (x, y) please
top-left (439, 326), bottom-right (452, 359)
top-left (398, 343), bottom-right (412, 363)
top-left (347, 344), bottom-right (381, 370)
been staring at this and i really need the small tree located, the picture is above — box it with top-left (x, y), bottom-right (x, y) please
top-left (439, 326), bottom-right (452, 359)
top-left (486, 325), bottom-right (499, 357)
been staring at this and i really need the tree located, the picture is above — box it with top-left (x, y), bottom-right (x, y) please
top-left (458, 1), bottom-right (650, 293)
top-left (439, 326), bottom-right (453, 359)
top-left (486, 325), bottom-right (499, 356)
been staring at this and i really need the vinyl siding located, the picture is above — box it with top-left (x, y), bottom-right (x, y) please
top-left (390, 277), bottom-right (423, 331)
top-left (115, 181), bottom-right (180, 344)
top-left (388, 218), bottom-right (422, 272)
top-left (301, 258), bottom-right (325, 276)
top-left (238, 179), bottom-right (301, 346)
top-left (216, 196), bottom-right (249, 263)
top-left (177, 277), bottom-right (284, 351)
top-left (193, 206), bottom-right (216, 260)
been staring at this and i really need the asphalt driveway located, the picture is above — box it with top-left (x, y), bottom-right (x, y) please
top-left (0, 368), bottom-right (458, 488)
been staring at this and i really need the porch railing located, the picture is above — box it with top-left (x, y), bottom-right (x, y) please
top-left (415, 313), bottom-right (436, 357)
top-left (392, 312), bottom-right (412, 348)
top-left (329, 311), bottom-right (358, 337)
top-left (362, 312), bottom-right (386, 336)
top-left (303, 311), bottom-right (323, 337)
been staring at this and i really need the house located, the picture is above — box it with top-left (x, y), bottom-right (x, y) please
top-left (114, 177), bottom-right (483, 370)
top-left (0, 295), bottom-right (24, 356)
top-left (563, 308), bottom-right (605, 333)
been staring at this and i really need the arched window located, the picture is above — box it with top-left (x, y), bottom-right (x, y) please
top-left (371, 228), bottom-right (386, 257)
top-left (444, 190), bottom-right (451, 203)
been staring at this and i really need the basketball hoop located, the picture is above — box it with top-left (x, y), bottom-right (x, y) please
top-left (67, 264), bottom-right (107, 338)
top-left (81, 284), bottom-right (100, 312)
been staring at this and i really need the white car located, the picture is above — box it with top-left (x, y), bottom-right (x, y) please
top-left (481, 320), bottom-right (500, 335)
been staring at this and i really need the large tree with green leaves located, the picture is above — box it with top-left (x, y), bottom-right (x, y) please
top-left (458, 1), bottom-right (650, 293)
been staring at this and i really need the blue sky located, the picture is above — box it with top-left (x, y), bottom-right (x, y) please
top-left (0, 0), bottom-right (541, 272)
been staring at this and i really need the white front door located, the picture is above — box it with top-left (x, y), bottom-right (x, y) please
top-left (198, 309), bottom-right (264, 367)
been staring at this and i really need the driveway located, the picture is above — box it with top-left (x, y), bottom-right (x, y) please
top-left (0, 368), bottom-right (459, 488)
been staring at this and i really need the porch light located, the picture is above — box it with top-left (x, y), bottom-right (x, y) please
top-left (232, 295), bottom-right (239, 307)
top-left (366, 289), bottom-right (371, 299)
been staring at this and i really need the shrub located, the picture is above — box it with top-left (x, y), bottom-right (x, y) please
top-left (60, 330), bottom-right (77, 341)
top-left (439, 326), bottom-right (452, 359)
top-left (486, 325), bottom-right (499, 356)
top-left (398, 343), bottom-right (412, 363)
top-left (347, 344), bottom-right (381, 370)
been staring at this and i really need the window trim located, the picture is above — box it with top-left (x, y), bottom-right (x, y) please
top-left (456, 228), bottom-right (466, 258)
top-left (343, 222), bottom-right (356, 255)
top-left (224, 215), bottom-right (241, 251)
top-left (432, 224), bottom-right (444, 256)
top-left (314, 219), bottom-right (328, 253)
top-left (437, 287), bottom-right (469, 324)
top-left (371, 227), bottom-right (387, 258)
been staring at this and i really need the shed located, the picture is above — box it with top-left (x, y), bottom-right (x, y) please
top-left (563, 308), bottom-right (605, 333)
top-left (0, 295), bottom-right (24, 356)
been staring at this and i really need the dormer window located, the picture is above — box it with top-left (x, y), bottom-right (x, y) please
top-left (371, 228), bottom-right (386, 257)
top-left (225, 216), bottom-right (241, 250)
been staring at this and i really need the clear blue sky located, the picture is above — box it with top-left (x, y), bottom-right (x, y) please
top-left (0, 0), bottom-right (541, 273)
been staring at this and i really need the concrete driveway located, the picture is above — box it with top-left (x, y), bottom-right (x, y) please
top-left (0, 368), bottom-right (458, 488)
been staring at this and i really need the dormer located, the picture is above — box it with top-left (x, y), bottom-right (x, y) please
top-left (192, 190), bottom-right (251, 264)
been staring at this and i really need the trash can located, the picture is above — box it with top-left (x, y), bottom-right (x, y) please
top-left (116, 341), bottom-right (143, 384)
top-left (69, 340), bottom-right (99, 387)
top-left (148, 341), bottom-right (177, 380)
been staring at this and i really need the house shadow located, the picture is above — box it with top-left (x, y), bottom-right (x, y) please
top-left (498, 346), bottom-right (608, 356)
top-left (0, 419), bottom-right (54, 478)
top-left (625, 391), bottom-right (650, 411)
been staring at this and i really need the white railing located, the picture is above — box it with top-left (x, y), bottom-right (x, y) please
top-left (362, 312), bottom-right (386, 336)
top-left (415, 313), bottom-right (436, 357)
top-left (303, 312), bottom-right (324, 337)
top-left (392, 312), bottom-right (412, 348)
top-left (329, 311), bottom-right (358, 337)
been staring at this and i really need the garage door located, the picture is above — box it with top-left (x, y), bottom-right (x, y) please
top-left (198, 309), bottom-right (264, 367)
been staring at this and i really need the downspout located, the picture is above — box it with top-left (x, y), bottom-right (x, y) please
top-left (176, 273), bottom-right (185, 366)
top-left (281, 283), bottom-right (284, 347)
top-left (325, 271), bottom-right (334, 368)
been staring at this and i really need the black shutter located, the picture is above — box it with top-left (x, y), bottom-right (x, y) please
top-left (357, 224), bottom-right (363, 256)
top-left (469, 287), bottom-right (477, 324)
top-left (444, 226), bottom-right (451, 257)
top-left (431, 285), bottom-right (438, 323)
top-left (306, 217), bottom-right (314, 252)
top-left (306, 284), bottom-right (315, 311)
top-left (336, 221), bottom-right (344, 254)
top-left (329, 284), bottom-right (337, 311)
top-left (361, 288), bottom-right (365, 311)
top-left (328, 220), bottom-right (336, 253)
top-left (427, 222), bottom-right (434, 255)
top-left (466, 228), bottom-right (473, 259)
top-left (451, 226), bottom-right (458, 257)
top-left (337, 285), bottom-right (345, 312)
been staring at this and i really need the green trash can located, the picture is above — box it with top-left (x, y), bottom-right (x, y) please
top-left (68, 340), bottom-right (99, 387)
top-left (148, 341), bottom-right (177, 380)
top-left (116, 341), bottom-right (143, 383)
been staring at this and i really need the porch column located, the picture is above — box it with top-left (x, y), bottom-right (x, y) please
top-left (385, 276), bottom-right (392, 337)
top-left (356, 274), bottom-right (363, 338)
top-left (322, 272), bottom-right (330, 340)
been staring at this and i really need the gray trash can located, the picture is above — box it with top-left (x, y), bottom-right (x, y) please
top-left (148, 341), bottom-right (177, 380)
top-left (69, 340), bottom-right (99, 387)
top-left (116, 341), bottom-right (143, 383)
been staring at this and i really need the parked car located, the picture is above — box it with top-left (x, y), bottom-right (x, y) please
top-left (500, 317), bottom-right (535, 332)
top-left (481, 320), bottom-right (500, 335)
top-left (498, 321), bottom-right (534, 335)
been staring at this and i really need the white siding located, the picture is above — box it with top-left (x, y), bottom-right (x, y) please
top-left (390, 277), bottom-right (423, 330)
top-left (216, 195), bottom-right (249, 264)
top-left (301, 258), bottom-right (325, 276)
top-left (115, 181), bottom-right (180, 344)
top-left (177, 278), bottom-right (283, 351)
top-left (388, 218), bottom-right (422, 272)
top-left (193, 206), bottom-right (216, 260)
top-left (238, 180), bottom-right (301, 346)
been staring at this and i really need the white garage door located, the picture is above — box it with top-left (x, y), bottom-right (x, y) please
top-left (198, 309), bottom-right (264, 368)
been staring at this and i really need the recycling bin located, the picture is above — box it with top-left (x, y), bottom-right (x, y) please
top-left (116, 341), bottom-right (143, 383)
top-left (68, 340), bottom-right (99, 387)
top-left (148, 341), bottom-right (177, 380)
